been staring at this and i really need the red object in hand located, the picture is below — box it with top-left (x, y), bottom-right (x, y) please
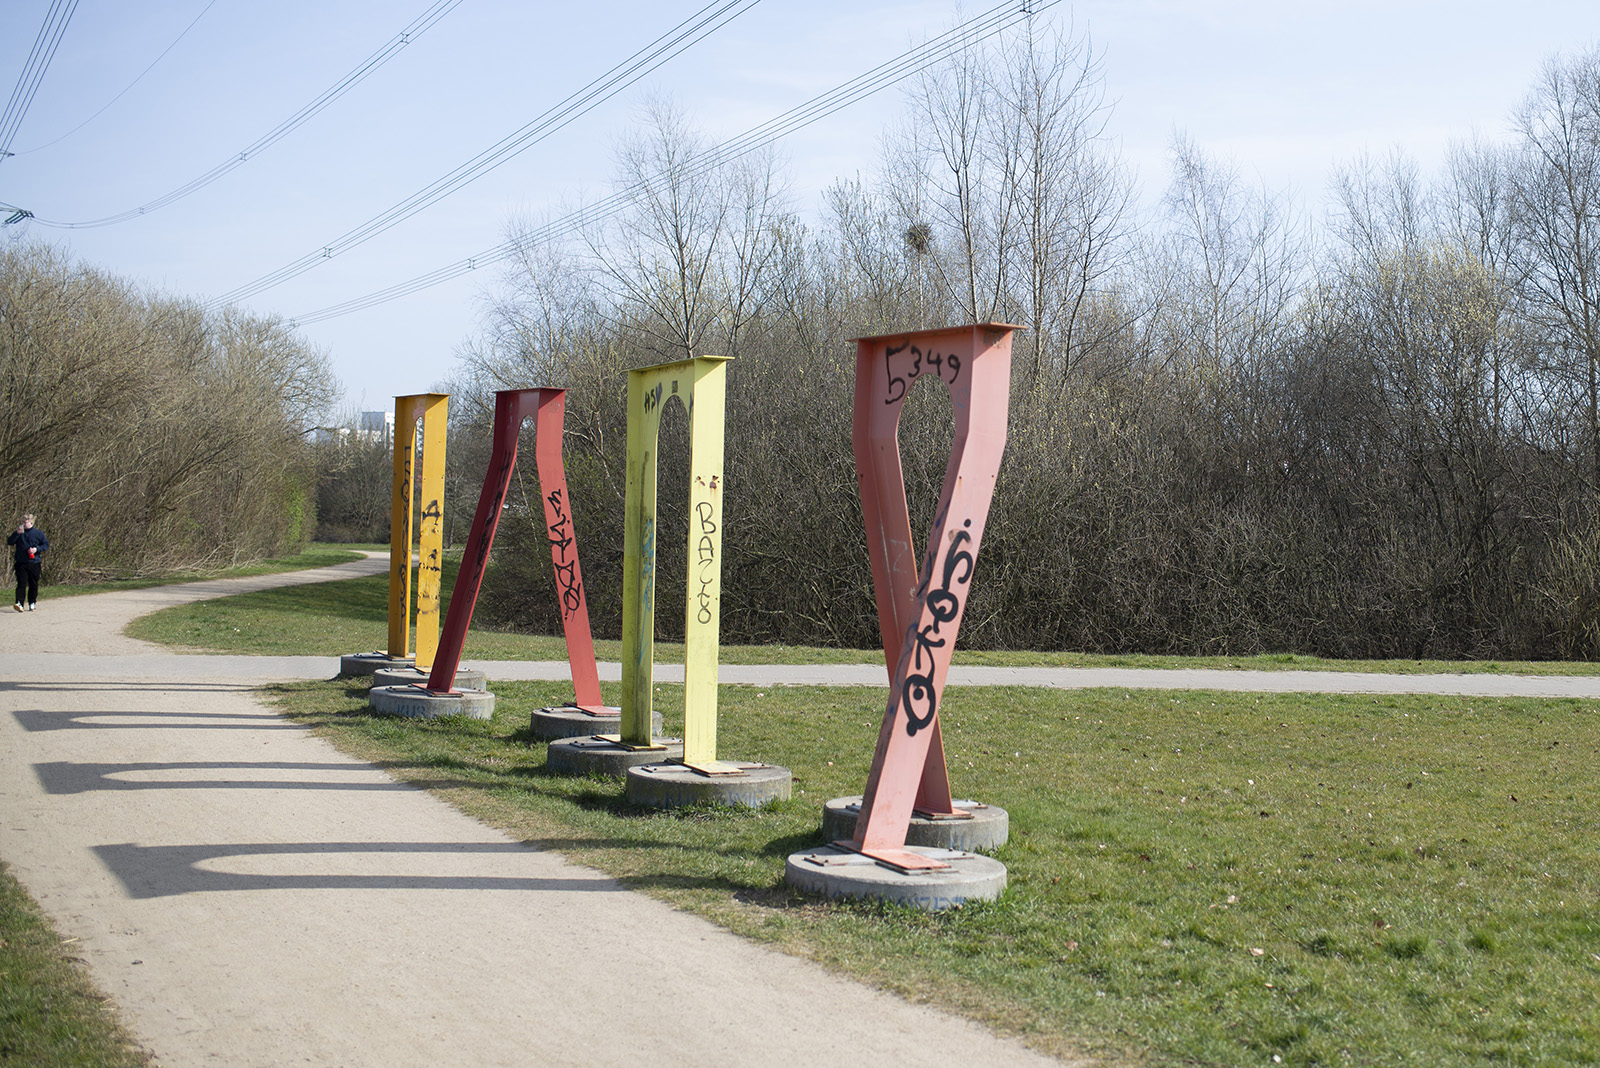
top-left (27, 548), bottom-right (36, 558)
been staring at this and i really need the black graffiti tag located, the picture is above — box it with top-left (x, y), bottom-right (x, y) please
top-left (643, 382), bottom-right (664, 414)
top-left (546, 487), bottom-right (583, 618)
top-left (900, 521), bottom-right (974, 737)
top-left (694, 497), bottom-right (717, 624)
top-left (474, 454), bottom-right (515, 574)
top-left (883, 341), bottom-right (963, 405)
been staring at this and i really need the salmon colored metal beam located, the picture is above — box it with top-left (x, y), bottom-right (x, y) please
top-left (533, 390), bottom-right (604, 712)
top-left (427, 388), bottom-right (603, 703)
top-left (846, 323), bottom-right (1019, 870)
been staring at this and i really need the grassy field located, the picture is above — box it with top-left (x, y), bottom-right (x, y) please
top-left (0, 860), bottom-right (150, 1067)
top-left (267, 676), bottom-right (1600, 1067)
top-left (37, 544), bottom-right (367, 599)
top-left (124, 561), bottom-right (1600, 676)
top-left (79, 556), bottom-right (1600, 1063)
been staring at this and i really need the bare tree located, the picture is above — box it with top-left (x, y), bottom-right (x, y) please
top-left (583, 97), bottom-right (787, 364)
top-left (1162, 133), bottom-right (1305, 383)
top-left (994, 19), bottom-right (1132, 383)
top-left (1507, 46), bottom-right (1600, 482)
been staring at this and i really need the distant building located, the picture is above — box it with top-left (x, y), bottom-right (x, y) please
top-left (358, 410), bottom-right (394, 445)
top-left (310, 426), bottom-right (351, 445)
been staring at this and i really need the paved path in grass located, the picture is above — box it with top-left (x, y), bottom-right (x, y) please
top-left (6, 556), bottom-right (1598, 1068)
top-left (0, 554), bottom-right (1083, 1068)
top-left (14, 552), bottom-right (1598, 698)
top-left (28, 654), bottom-right (1600, 701)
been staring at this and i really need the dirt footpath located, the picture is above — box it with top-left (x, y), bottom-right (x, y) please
top-left (0, 557), bottom-right (1079, 1068)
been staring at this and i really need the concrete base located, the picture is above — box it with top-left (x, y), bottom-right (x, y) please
top-left (546, 735), bottom-right (684, 777)
top-left (821, 797), bottom-right (1009, 851)
top-left (625, 762), bottom-right (792, 810)
top-left (339, 651), bottom-right (414, 677)
top-left (373, 665), bottom-right (489, 691)
top-left (368, 684), bottom-right (495, 721)
top-left (784, 845), bottom-right (1007, 911)
top-left (529, 705), bottom-right (663, 740)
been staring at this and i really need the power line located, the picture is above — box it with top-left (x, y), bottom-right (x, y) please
top-left (0, 0), bottom-right (80, 161)
top-left (287, 0), bottom-right (1058, 326)
top-left (28, 0), bottom-right (463, 228)
top-left (13, 0), bottom-right (221, 156)
top-left (206, 0), bottom-right (763, 311)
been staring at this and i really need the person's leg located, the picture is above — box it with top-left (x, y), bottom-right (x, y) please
top-left (13, 564), bottom-right (24, 609)
top-left (24, 560), bottom-right (40, 607)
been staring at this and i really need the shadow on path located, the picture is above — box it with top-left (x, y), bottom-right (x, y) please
top-left (33, 759), bottom-right (417, 794)
top-left (13, 707), bottom-right (302, 732)
top-left (91, 840), bottom-right (624, 898)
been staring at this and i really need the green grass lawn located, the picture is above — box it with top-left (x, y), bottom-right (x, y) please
top-left (0, 860), bottom-right (149, 1067)
top-left (123, 563), bottom-right (1600, 676)
top-left (267, 677), bottom-right (1600, 1067)
top-left (39, 543), bottom-right (367, 600)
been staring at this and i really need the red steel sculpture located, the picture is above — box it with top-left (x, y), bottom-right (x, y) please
top-left (843, 323), bottom-right (1019, 873)
top-left (426, 388), bottom-right (604, 711)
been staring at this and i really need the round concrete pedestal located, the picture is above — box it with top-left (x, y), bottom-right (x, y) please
top-left (821, 797), bottom-right (1009, 851)
top-left (546, 736), bottom-right (684, 777)
top-left (368, 684), bottom-right (495, 720)
top-left (625, 762), bottom-right (792, 809)
top-left (529, 705), bottom-right (664, 740)
top-left (340, 651), bottom-right (413, 677)
top-left (372, 665), bottom-right (489, 691)
top-left (784, 845), bottom-right (1006, 911)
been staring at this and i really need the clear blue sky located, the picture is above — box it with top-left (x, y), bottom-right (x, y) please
top-left (3, 0), bottom-right (1597, 412)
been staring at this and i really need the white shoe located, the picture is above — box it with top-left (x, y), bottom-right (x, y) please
top-left (26, 603), bottom-right (35, 611)
top-left (11, 603), bottom-right (19, 612)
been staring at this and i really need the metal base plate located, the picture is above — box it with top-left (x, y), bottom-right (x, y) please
top-left (545, 735), bottom-right (685, 777)
top-left (625, 762), bottom-right (792, 809)
top-left (784, 844), bottom-right (1006, 911)
top-left (820, 797), bottom-right (1009, 852)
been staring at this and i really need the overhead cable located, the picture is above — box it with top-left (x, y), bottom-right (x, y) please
top-left (0, 0), bottom-right (80, 161)
top-left (205, 0), bottom-right (763, 310)
top-left (29, 0), bottom-right (463, 227)
top-left (288, 0), bottom-right (1058, 326)
top-left (13, 0), bottom-right (221, 156)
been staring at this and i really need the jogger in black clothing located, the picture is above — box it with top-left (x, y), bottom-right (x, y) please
top-left (9, 514), bottom-right (48, 611)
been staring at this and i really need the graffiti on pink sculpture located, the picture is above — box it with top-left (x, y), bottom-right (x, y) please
top-left (844, 323), bottom-right (1020, 873)
top-left (427, 389), bottom-right (603, 711)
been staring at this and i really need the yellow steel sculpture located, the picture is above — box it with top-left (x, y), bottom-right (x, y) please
top-left (386, 393), bottom-right (449, 669)
top-left (620, 356), bottom-right (732, 771)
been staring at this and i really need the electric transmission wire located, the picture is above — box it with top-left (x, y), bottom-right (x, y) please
top-left (0, 0), bottom-right (80, 162)
top-left (13, 0), bottom-right (221, 156)
top-left (286, 0), bottom-right (1059, 326)
top-left (204, 0), bottom-right (763, 311)
top-left (28, 0), bottom-right (463, 228)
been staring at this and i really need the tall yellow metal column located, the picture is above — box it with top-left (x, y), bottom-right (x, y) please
top-left (620, 356), bottom-right (731, 771)
top-left (386, 393), bottom-right (449, 668)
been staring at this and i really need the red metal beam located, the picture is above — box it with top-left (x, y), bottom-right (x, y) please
top-left (427, 388), bottom-right (603, 710)
top-left (533, 390), bottom-right (603, 712)
top-left (846, 323), bottom-right (1019, 867)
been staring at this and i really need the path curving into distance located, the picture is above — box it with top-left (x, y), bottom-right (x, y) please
top-left (3, 556), bottom-right (1596, 1067)
top-left (16, 550), bottom-right (1600, 697)
top-left (0, 554), bottom-right (1084, 1068)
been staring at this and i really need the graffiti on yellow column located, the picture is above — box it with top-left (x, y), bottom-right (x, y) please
top-left (387, 393), bottom-right (449, 668)
top-left (620, 356), bottom-right (731, 771)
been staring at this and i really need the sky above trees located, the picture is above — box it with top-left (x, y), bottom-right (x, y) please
top-left (2, 0), bottom-right (1598, 410)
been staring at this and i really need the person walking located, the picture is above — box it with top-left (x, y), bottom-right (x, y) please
top-left (9, 513), bottom-right (48, 612)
